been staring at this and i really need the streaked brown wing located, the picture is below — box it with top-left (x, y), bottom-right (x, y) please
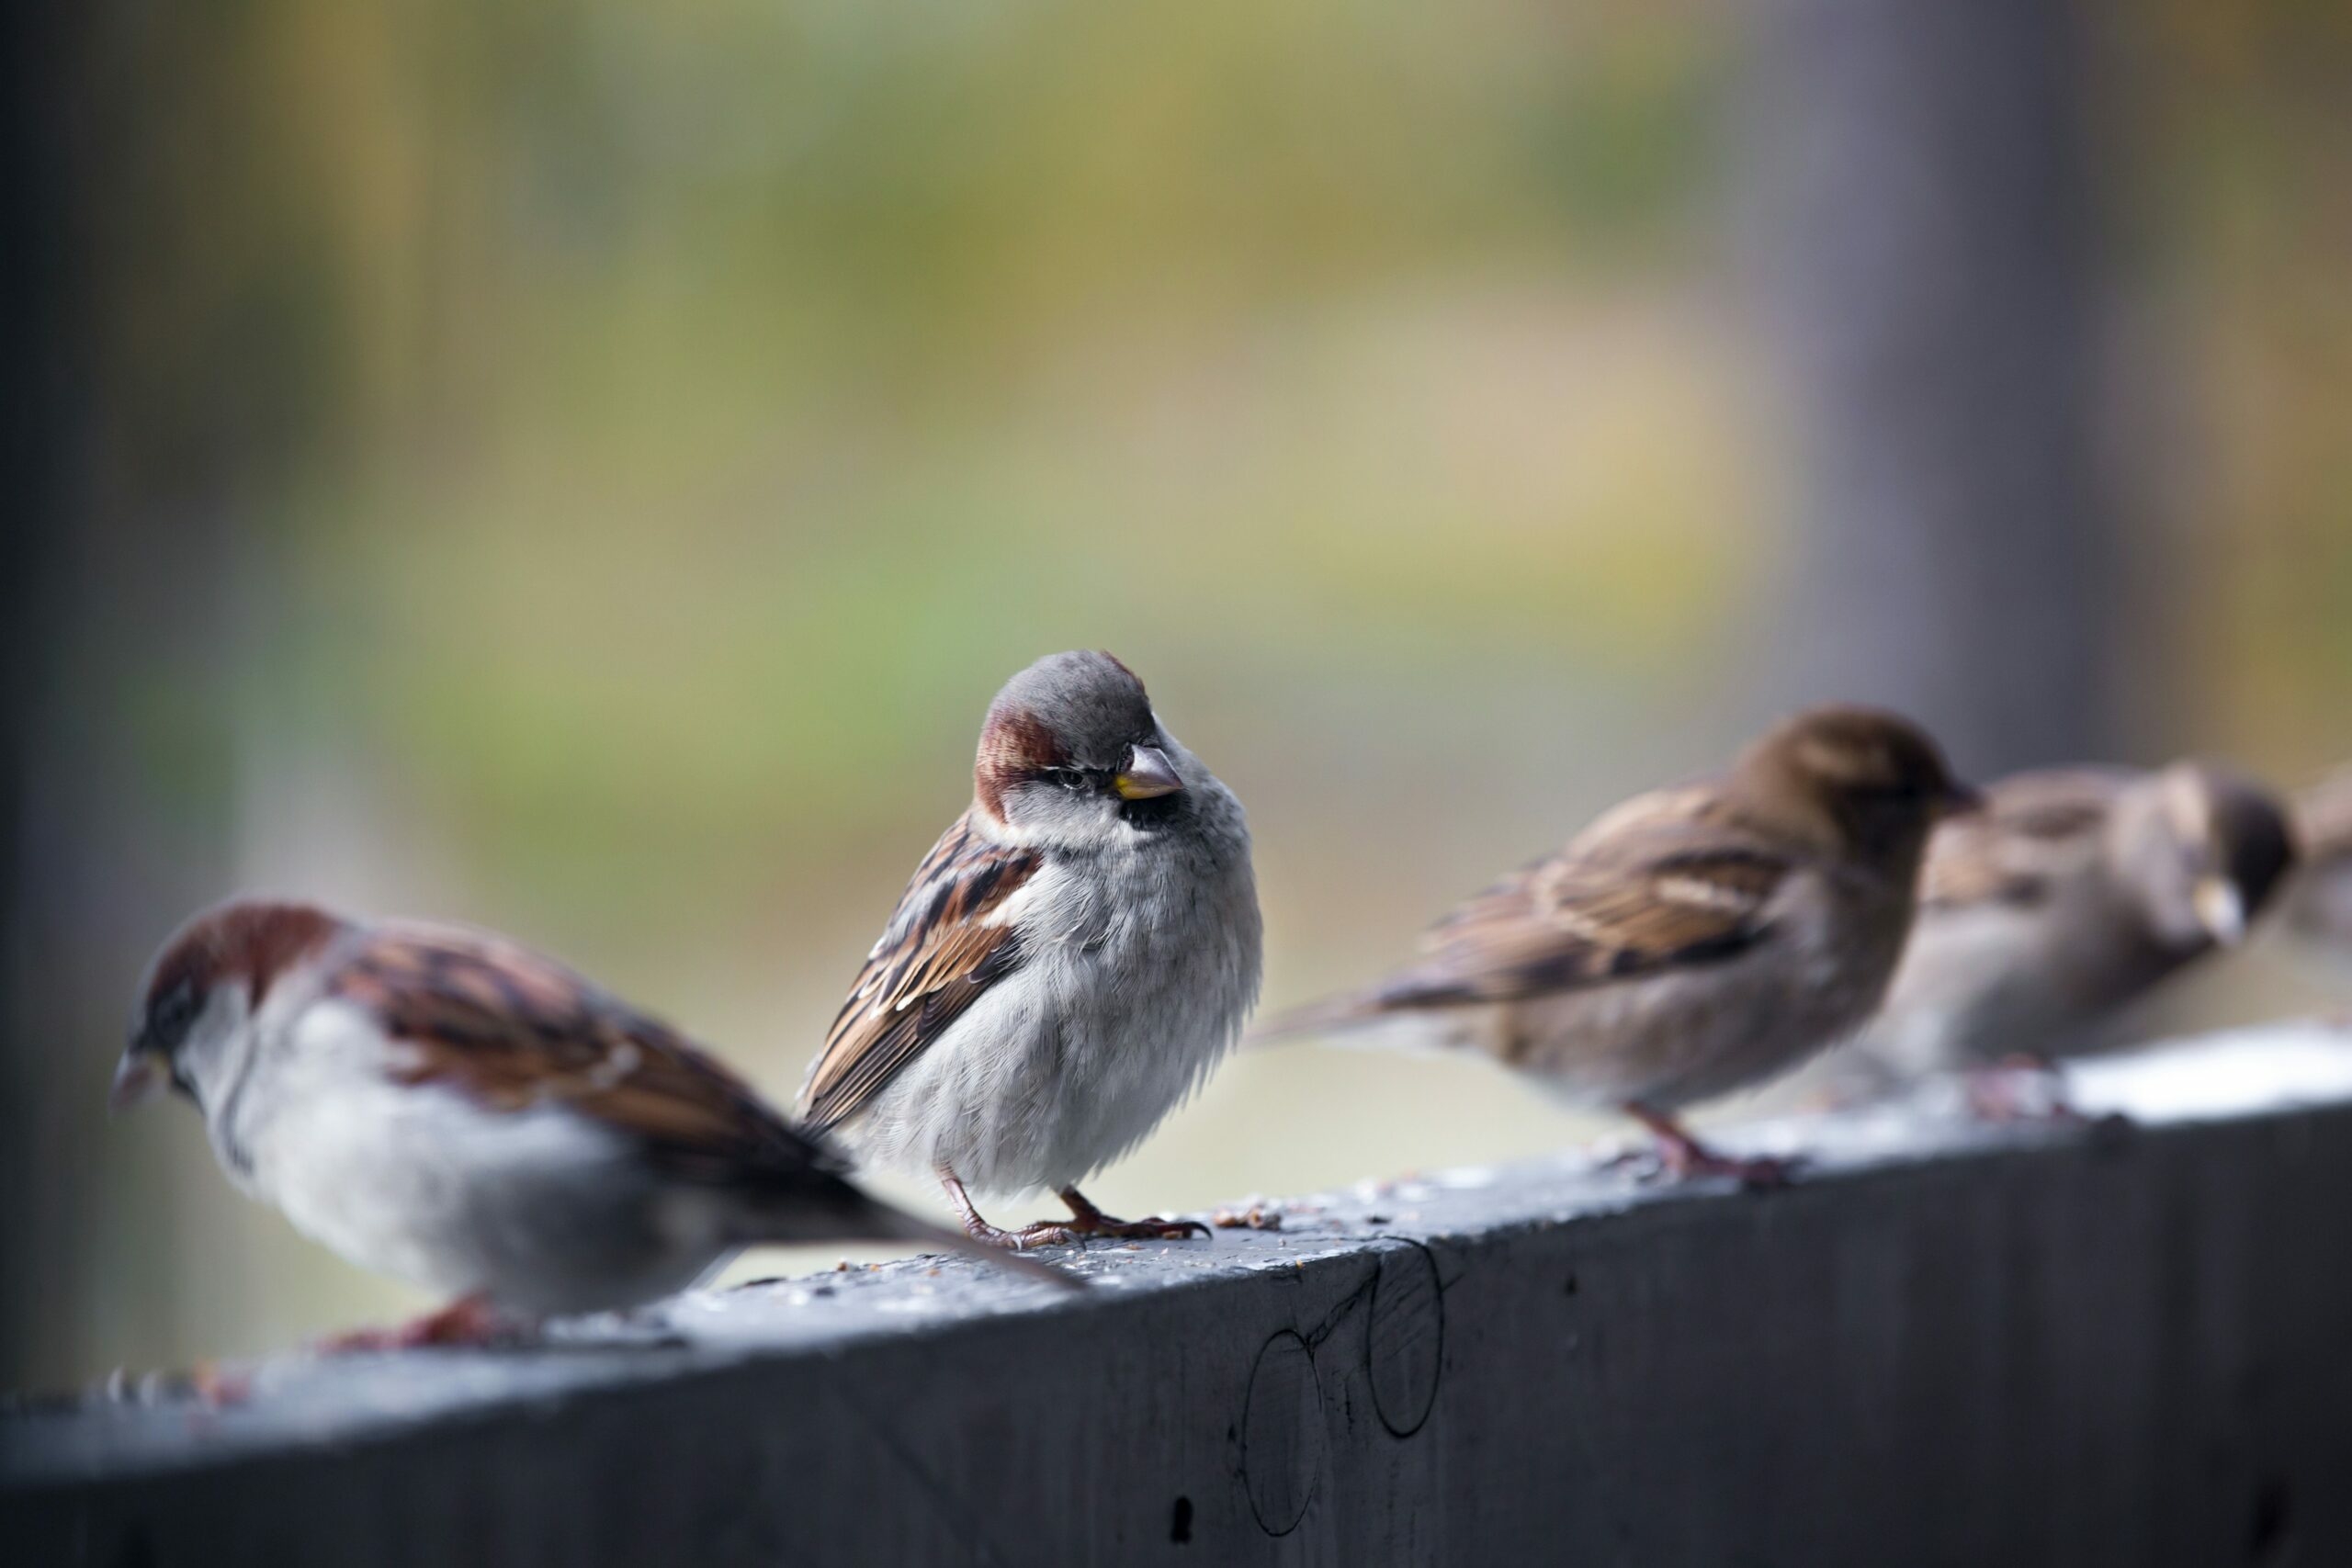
top-left (1921, 768), bottom-right (2121, 911)
top-left (331, 924), bottom-right (836, 1189)
top-left (1375, 829), bottom-right (1787, 1009)
top-left (796, 811), bottom-right (1041, 1135)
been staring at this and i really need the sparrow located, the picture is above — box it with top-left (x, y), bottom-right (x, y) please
top-left (2278, 765), bottom-right (2352, 980)
top-left (1847, 761), bottom-right (2299, 1111)
top-left (1256, 705), bottom-right (1976, 1185)
top-left (796, 649), bottom-right (1261, 1248)
top-left (112, 898), bottom-right (1070, 1348)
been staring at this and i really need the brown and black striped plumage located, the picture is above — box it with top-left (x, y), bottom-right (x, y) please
top-left (331, 923), bottom-right (853, 1192)
top-left (1357, 827), bottom-right (1791, 1014)
top-left (796, 812), bottom-right (1041, 1135)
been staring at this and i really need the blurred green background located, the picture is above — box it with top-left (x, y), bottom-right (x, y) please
top-left (4, 0), bottom-right (2347, 1393)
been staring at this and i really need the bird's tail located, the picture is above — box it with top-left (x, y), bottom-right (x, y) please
top-left (1244, 991), bottom-right (1386, 1049)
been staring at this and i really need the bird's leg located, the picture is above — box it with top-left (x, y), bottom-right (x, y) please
top-left (938, 1169), bottom-right (1069, 1249)
top-left (1964, 1055), bottom-right (2080, 1122)
top-left (1037, 1186), bottom-right (1211, 1244)
top-left (189, 1360), bottom-right (252, 1405)
top-left (1622, 1102), bottom-right (1796, 1190)
top-left (317, 1292), bottom-right (514, 1353)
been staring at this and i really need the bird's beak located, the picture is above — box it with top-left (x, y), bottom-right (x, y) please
top-left (109, 1041), bottom-right (167, 1114)
top-left (1937, 779), bottom-right (1986, 819)
top-left (1113, 744), bottom-right (1185, 801)
top-left (2192, 875), bottom-right (2247, 947)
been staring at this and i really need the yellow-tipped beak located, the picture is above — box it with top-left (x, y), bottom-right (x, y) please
top-left (1113, 744), bottom-right (1184, 801)
top-left (109, 1046), bottom-right (167, 1114)
top-left (2192, 875), bottom-right (2246, 946)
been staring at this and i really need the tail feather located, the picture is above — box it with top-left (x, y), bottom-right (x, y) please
top-left (1246, 991), bottom-right (1385, 1048)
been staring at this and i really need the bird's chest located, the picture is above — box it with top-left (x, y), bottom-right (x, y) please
top-left (1781, 873), bottom-right (1917, 1036)
top-left (1030, 868), bottom-right (1238, 1071)
top-left (210, 1012), bottom-right (472, 1280)
top-left (228, 1059), bottom-right (424, 1225)
top-left (1001, 852), bottom-right (1252, 1135)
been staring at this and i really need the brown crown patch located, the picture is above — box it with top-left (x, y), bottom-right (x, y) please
top-left (147, 899), bottom-right (345, 1013)
top-left (1765, 706), bottom-right (1953, 797)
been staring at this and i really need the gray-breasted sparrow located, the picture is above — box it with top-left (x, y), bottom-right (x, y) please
top-left (1850, 761), bottom-right (2297, 1110)
top-left (795, 650), bottom-right (1262, 1247)
top-left (113, 898), bottom-right (1068, 1347)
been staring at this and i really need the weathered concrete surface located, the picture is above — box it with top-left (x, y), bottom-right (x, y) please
top-left (7, 1025), bottom-right (2352, 1565)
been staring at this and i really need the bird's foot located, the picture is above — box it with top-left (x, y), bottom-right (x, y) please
top-left (934, 1173), bottom-right (1211, 1249)
top-left (318, 1294), bottom-right (514, 1353)
top-left (1057, 1213), bottom-right (1212, 1243)
top-left (1620, 1103), bottom-right (1799, 1190)
top-left (1047, 1187), bottom-right (1211, 1243)
top-left (1661, 1139), bottom-right (1798, 1190)
top-left (1965, 1057), bottom-right (2081, 1122)
top-left (939, 1172), bottom-right (1069, 1250)
top-left (951, 1214), bottom-right (1059, 1250)
top-left (949, 1209), bottom-right (1204, 1250)
top-left (189, 1360), bottom-right (251, 1406)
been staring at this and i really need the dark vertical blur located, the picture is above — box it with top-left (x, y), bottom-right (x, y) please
top-left (2, 6), bottom-right (305, 1385)
top-left (1742, 0), bottom-right (2126, 775)
top-left (0, 0), bottom-right (90, 1392)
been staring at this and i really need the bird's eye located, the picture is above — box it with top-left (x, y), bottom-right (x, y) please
top-left (1057, 769), bottom-right (1093, 794)
top-left (155, 982), bottom-right (199, 1042)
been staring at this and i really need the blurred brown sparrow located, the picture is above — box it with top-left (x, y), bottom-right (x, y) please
top-left (2278, 765), bottom-right (2352, 981)
top-left (796, 650), bottom-right (1261, 1248)
top-left (114, 898), bottom-right (1069, 1348)
top-left (1257, 705), bottom-right (1975, 1185)
top-left (1849, 761), bottom-right (2298, 1112)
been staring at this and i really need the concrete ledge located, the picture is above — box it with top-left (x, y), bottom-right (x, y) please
top-left (8, 1026), bottom-right (2352, 1564)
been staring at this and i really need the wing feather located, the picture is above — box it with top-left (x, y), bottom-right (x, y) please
top-left (796, 812), bottom-right (1041, 1135)
top-left (1920, 768), bottom-right (2122, 912)
top-left (328, 924), bottom-right (840, 1191)
top-left (1374, 823), bottom-right (1788, 1010)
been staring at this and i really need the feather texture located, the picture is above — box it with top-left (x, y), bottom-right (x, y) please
top-left (332, 924), bottom-right (853, 1196)
top-left (1917, 769), bottom-right (2124, 912)
top-left (797, 812), bottom-right (1042, 1134)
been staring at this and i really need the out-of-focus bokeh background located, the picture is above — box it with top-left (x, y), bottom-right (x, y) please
top-left (5, 0), bottom-right (2346, 1393)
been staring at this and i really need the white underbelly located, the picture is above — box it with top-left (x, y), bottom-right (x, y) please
top-left (233, 1065), bottom-right (727, 1315)
top-left (845, 956), bottom-right (1236, 1198)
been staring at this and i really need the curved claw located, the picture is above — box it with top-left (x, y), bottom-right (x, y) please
top-left (1012, 1223), bottom-right (1079, 1249)
top-left (1048, 1186), bottom-right (1212, 1244)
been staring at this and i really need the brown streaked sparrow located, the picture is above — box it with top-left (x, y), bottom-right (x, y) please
top-left (795, 650), bottom-right (1261, 1248)
top-left (1848, 761), bottom-right (2299, 1112)
top-left (113, 898), bottom-right (1071, 1347)
top-left (2278, 765), bottom-right (2352, 981)
top-left (1256, 705), bottom-right (1976, 1185)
